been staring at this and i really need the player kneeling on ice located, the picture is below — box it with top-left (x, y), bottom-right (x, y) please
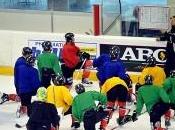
top-left (27, 87), bottom-right (60, 130)
top-left (135, 55), bottom-right (166, 92)
top-left (47, 75), bottom-right (80, 129)
top-left (72, 84), bottom-right (108, 130)
top-left (132, 75), bottom-right (170, 130)
top-left (162, 70), bottom-right (175, 128)
top-left (99, 76), bottom-right (133, 129)
top-left (0, 92), bottom-right (20, 104)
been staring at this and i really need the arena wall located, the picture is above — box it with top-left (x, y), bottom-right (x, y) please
top-left (0, 30), bottom-right (167, 82)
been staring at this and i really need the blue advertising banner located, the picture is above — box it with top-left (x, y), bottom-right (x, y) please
top-left (28, 40), bottom-right (97, 60)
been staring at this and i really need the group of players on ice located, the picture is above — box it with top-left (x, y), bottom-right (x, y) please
top-left (0, 32), bottom-right (175, 130)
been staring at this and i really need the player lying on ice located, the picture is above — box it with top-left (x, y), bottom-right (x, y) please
top-left (0, 92), bottom-right (20, 104)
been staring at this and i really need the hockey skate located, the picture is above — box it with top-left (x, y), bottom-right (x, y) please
top-left (71, 121), bottom-right (80, 129)
top-left (117, 115), bottom-right (132, 126)
top-left (165, 119), bottom-right (170, 129)
top-left (0, 93), bottom-right (9, 104)
top-left (16, 105), bottom-right (27, 118)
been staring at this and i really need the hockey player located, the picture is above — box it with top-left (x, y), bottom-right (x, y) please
top-left (47, 75), bottom-right (80, 129)
top-left (27, 87), bottom-right (60, 130)
top-left (0, 92), bottom-right (20, 104)
top-left (133, 75), bottom-right (170, 130)
top-left (99, 76), bottom-right (132, 129)
top-left (37, 41), bottom-right (62, 88)
top-left (81, 52), bottom-right (93, 85)
top-left (157, 16), bottom-right (175, 77)
top-left (93, 46), bottom-right (127, 86)
top-left (61, 32), bottom-right (92, 87)
top-left (14, 47), bottom-right (33, 95)
top-left (136, 55), bottom-right (166, 91)
top-left (162, 70), bottom-right (175, 127)
top-left (17, 55), bottom-right (40, 117)
top-left (72, 83), bottom-right (108, 130)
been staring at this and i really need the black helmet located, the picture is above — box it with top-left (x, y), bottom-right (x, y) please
top-left (52, 75), bottom-right (65, 86)
top-left (65, 32), bottom-right (74, 42)
top-left (75, 84), bottom-right (85, 94)
top-left (109, 46), bottom-right (120, 60)
top-left (42, 41), bottom-right (52, 51)
top-left (146, 56), bottom-right (156, 67)
top-left (22, 47), bottom-right (32, 57)
top-left (144, 75), bottom-right (153, 85)
top-left (26, 55), bottom-right (35, 66)
top-left (170, 70), bottom-right (175, 78)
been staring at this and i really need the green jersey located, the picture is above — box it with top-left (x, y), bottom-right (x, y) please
top-left (136, 85), bottom-right (169, 114)
top-left (163, 77), bottom-right (175, 104)
top-left (72, 91), bottom-right (107, 122)
top-left (37, 52), bottom-right (62, 77)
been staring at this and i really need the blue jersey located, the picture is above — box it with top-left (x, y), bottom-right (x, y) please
top-left (93, 54), bottom-right (111, 85)
top-left (14, 56), bottom-right (26, 94)
top-left (98, 58), bottom-right (126, 85)
top-left (18, 64), bottom-right (40, 95)
top-left (93, 54), bottom-right (110, 69)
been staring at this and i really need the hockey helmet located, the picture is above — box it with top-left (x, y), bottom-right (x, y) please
top-left (170, 70), bottom-right (175, 78)
top-left (146, 56), bottom-right (156, 67)
top-left (144, 75), bottom-right (153, 85)
top-left (42, 41), bottom-right (52, 51)
top-left (75, 84), bottom-right (85, 94)
top-left (26, 55), bottom-right (35, 66)
top-left (22, 47), bottom-right (32, 57)
top-left (109, 46), bottom-right (120, 60)
top-left (52, 75), bottom-right (65, 86)
top-left (65, 32), bottom-right (74, 42)
top-left (37, 87), bottom-right (47, 102)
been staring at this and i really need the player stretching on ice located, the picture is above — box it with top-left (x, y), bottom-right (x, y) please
top-left (61, 32), bottom-right (92, 88)
top-left (47, 75), bottom-right (80, 129)
top-left (37, 41), bottom-right (62, 88)
top-left (93, 46), bottom-right (127, 86)
top-left (0, 92), bottom-right (20, 104)
top-left (163, 70), bottom-right (175, 128)
top-left (136, 55), bottom-right (166, 91)
top-left (99, 76), bottom-right (133, 129)
top-left (72, 83), bottom-right (108, 130)
top-left (27, 87), bottom-right (60, 130)
top-left (133, 75), bottom-right (170, 130)
top-left (16, 55), bottom-right (40, 117)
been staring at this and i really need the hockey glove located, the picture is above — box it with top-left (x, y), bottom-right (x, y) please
top-left (132, 110), bottom-right (138, 122)
top-left (79, 52), bottom-right (90, 61)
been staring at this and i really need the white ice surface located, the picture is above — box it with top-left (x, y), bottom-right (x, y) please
top-left (0, 75), bottom-right (175, 130)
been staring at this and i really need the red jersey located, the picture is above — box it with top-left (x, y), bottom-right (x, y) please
top-left (62, 42), bottom-right (80, 68)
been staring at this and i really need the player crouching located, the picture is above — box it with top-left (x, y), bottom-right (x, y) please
top-left (99, 76), bottom-right (134, 130)
top-left (27, 87), bottom-right (60, 130)
top-left (72, 83), bottom-right (108, 130)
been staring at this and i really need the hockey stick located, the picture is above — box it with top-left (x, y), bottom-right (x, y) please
top-left (75, 59), bottom-right (87, 80)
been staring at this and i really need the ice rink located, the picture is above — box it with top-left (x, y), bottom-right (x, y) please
top-left (0, 75), bottom-right (175, 130)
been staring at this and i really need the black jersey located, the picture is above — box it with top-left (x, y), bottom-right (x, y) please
top-left (27, 101), bottom-right (60, 128)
